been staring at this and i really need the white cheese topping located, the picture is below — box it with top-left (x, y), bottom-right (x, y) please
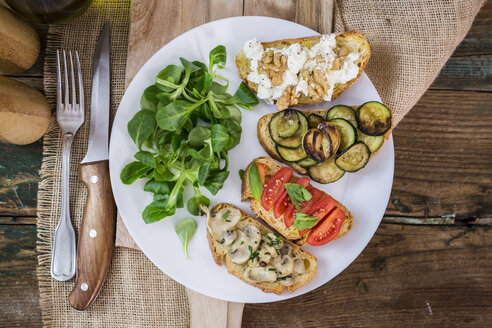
top-left (242, 34), bottom-right (360, 103)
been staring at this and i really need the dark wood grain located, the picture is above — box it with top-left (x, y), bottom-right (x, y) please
top-left (243, 224), bottom-right (492, 328)
top-left (0, 224), bottom-right (41, 327)
top-left (453, 0), bottom-right (492, 56)
top-left (68, 160), bottom-right (116, 311)
top-left (2, 223), bottom-right (490, 327)
top-left (387, 90), bottom-right (492, 220)
top-left (431, 54), bottom-right (491, 91)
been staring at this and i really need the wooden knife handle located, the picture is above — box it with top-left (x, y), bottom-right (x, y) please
top-left (68, 160), bottom-right (116, 311)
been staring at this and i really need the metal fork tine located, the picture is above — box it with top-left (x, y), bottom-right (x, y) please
top-left (75, 51), bottom-right (84, 113)
top-left (69, 51), bottom-right (77, 107)
top-left (63, 50), bottom-right (69, 110)
top-left (56, 50), bottom-right (61, 111)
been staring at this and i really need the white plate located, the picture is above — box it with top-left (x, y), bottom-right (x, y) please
top-left (109, 16), bottom-right (394, 303)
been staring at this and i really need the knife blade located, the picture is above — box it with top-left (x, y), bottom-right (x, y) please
top-left (68, 22), bottom-right (116, 311)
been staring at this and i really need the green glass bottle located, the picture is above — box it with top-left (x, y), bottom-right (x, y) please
top-left (5, 0), bottom-right (94, 24)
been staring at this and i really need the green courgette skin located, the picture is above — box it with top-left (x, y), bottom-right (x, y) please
top-left (276, 144), bottom-right (308, 162)
top-left (356, 101), bottom-right (392, 136)
top-left (308, 158), bottom-right (345, 184)
top-left (326, 105), bottom-right (358, 128)
top-left (269, 110), bottom-right (308, 149)
top-left (357, 129), bottom-right (384, 153)
top-left (335, 142), bottom-right (370, 172)
top-left (329, 118), bottom-right (356, 152)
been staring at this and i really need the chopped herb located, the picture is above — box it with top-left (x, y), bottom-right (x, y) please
top-left (241, 241), bottom-right (244, 245)
top-left (222, 210), bottom-right (231, 219)
top-left (225, 219), bottom-right (231, 222)
top-left (239, 169), bottom-right (245, 180)
top-left (268, 268), bottom-right (276, 271)
top-left (218, 238), bottom-right (225, 244)
top-left (357, 279), bottom-right (362, 287)
top-left (263, 233), bottom-right (272, 241)
top-left (248, 245), bottom-right (259, 262)
top-left (276, 277), bottom-right (287, 281)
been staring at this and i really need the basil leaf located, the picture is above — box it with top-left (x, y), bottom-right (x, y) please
top-left (144, 179), bottom-right (170, 194)
top-left (293, 212), bottom-right (318, 230)
top-left (127, 109), bottom-right (155, 149)
top-left (187, 195), bottom-right (210, 216)
top-left (142, 200), bottom-right (176, 224)
top-left (120, 161), bottom-right (150, 185)
top-left (134, 150), bottom-right (156, 168)
top-left (284, 183), bottom-right (312, 210)
top-left (175, 217), bottom-right (198, 259)
top-left (211, 124), bottom-right (229, 152)
top-left (239, 169), bottom-right (245, 181)
top-left (249, 161), bottom-right (263, 202)
top-left (156, 100), bottom-right (193, 131)
top-left (188, 126), bottom-right (211, 147)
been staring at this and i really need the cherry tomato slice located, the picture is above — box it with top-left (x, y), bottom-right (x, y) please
top-left (284, 187), bottom-right (324, 228)
top-left (307, 196), bottom-right (338, 220)
top-left (256, 162), bottom-right (267, 185)
top-left (261, 167), bottom-right (293, 211)
top-left (273, 177), bottom-right (310, 219)
top-left (306, 207), bottom-right (346, 246)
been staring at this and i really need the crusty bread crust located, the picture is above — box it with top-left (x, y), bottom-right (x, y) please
top-left (257, 106), bottom-right (393, 175)
top-left (207, 203), bottom-right (318, 294)
top-left (241, 157), bottom-right (353, 244)
top-left (235, 32), bottom-right (371, 110)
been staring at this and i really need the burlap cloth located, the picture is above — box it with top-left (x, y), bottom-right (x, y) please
top-left (36, 0), bottom-right (485, 327)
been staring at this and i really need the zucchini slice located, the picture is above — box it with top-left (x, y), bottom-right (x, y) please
top-left (269, 110), bottom-right (308, 149)
top-left (307, 114), bottom-right (325, 129)
top-left (303, 128), bottom-right (332, 163)
top-left (357, 129), bottom-right (384, 153)
top-left (309, 158), bottom-right (345, 184)
top-left (270, 109), bottom-right (300, 138)
top-left (297, 157), bottom-right (318, 167)
top-left (335, 142), bottom-right (370, 172)
top-left (356, 101), bottom-right (392, 136)
top-left (326, 105), bottom-right (358, 128)
top-left (329, 118), bottom-right (356, 152)
top-left (276, 145), bottom-right (307, 162)
top-left (318, 121), bottom-right (341, 155)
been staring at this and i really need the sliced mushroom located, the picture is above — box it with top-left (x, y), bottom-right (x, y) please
top-left (272, 255), bottom-right (294, 277)
top-left (205, 206), bottom-right (241, 246)
top-left (256, 237), bottom-right (278, 265)
top-left (248, 256), bottom-right (260, 267)
top-left (293, 259), bottom-right (306, 274)
top-left (243, 266), bottom-right (277, 283)
top-left (265, 232), bottom-right (283, 250)
top-left (228, 225), bottom-right (261, 264)
top-left (278, 276), bottom-right (294, 287)
top-left (279, 243), bottom-right (293, 256)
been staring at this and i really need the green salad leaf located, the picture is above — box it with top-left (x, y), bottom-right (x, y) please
top-left (175, 217), bottom-right (198, 259)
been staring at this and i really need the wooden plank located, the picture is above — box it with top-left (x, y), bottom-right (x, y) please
top-left (386, 89), bottom-right (492, 220)
top-left (431, 54), bottom-right (491, 91)
top-left (0, 216), bottom-right (37, 224)
top-left (0, 224), bottom-right (42, 328)
top-left (243, 224), bottom-right (492, 327)
top-left (244, 0), bottom-right (333, 33)
top-left (0, 140), bottom-right (43, 217)
top-left (1, 223), bottom-right (490, 327)
top-left (453, 0), bottom-right (492, 56)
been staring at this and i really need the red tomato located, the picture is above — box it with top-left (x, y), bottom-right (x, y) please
top-left (256, 162), bottom-right (267, 185)
top-left (273, 177), bottom-right (310, 219)
top-left (261, 167), bottom-right (293, 211)
top-left (306, 207), bottom-right (346, 246)
top-left (307, 196), bottom-right (338, 220)
top-left (284, 187), bottom-right (324, 228)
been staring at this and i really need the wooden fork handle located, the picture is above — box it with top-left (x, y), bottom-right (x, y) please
top-left (68, 160), bottom-right (116, 311)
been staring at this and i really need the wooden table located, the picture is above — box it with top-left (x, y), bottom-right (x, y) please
top-left (1, 1), bottom-right (491, 327)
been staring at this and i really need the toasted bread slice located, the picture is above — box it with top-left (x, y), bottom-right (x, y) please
top-left (241, 157), bottom-right (353, 244)
top-left (236, 32), bottom-right (370, 110)
top-left (205, 203), bottom-right (317, 294)
top-left (257, 107), bottom-right (393, 175)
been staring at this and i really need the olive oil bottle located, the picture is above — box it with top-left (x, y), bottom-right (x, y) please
top-left (6, 0), bottom-right (93, 24)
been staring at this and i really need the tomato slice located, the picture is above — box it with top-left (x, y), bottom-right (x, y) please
top-left (306, 207), bottom-right (346, 246)
top-left (256, 162), bottom-right (267, 185)
top-left (307, 196), bottom-right (338, 220)
top-left (273, 177), bottom-right (310, 219)
top-left (284, 187), bottom-right (324, 228)
top-left (261, 167), bottom-right (293, 211)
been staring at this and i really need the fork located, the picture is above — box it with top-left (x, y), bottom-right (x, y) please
top-left (51, 50), bottom-right (84, 282)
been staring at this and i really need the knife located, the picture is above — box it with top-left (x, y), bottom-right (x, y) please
top-left (68, 23), bottom-right (116, 311)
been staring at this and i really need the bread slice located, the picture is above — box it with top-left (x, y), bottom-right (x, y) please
top-left (236, 32), bottom-right (370, 110)
top-left (257, 107), bottom-right (393, 175)
top-left (241, 157), bottom-right (353, 244)
top-left (205, 203), bottom-right (317, 294)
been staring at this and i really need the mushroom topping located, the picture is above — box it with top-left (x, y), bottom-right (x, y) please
top-left (279, 243), bottom-right (293, 256)
top-left (228, 225), bottom-right (261, 264)
top-left (293, 259), bottom-right (306, 274)
top-left (248, 256), bottom-right (260, 267)
top-left (264, 232), bottom-right (283, 249)
top-left (278, 276), bottom-right (294, 287)
top-left (256, 237), bottom-right (278, 265)
top-left (243, 266), bottom-right (277, 283)
top-left (272, 255), bottom-right (294, 277)
top-left (205, 206), bottom-right (242, 246)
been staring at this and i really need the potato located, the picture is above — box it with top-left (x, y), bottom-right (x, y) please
top-left (0, 5), bottom-right (40, 74)
top-left (0, 76), bottom-right (51, 145)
